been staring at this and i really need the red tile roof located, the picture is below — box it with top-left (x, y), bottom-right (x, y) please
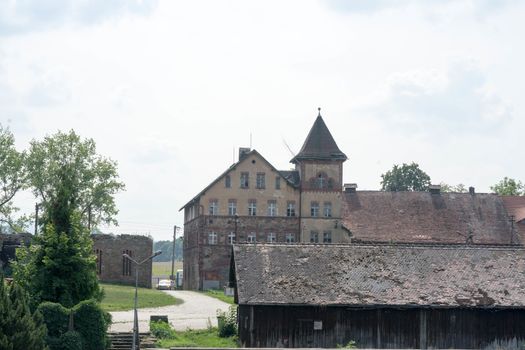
top-left (342, 191), bottom-right (518, 245)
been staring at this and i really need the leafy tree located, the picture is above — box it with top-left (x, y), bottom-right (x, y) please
top-left (440, 183), bottom-right (467, 193)
top-left (380, 162), bottom-right (431, 192)
top-left (13, 211), bottom-right (102, 308)
top-left (26, 130), bottom-right (125, 231)
top-left (0, 125), bottom-right (26, 231)
top-left (490, 177), bottom-right (524, 196)
top-left (0, 277), bottom-right (48, 350)
top-left (153, 237), bottom-right (183, 262)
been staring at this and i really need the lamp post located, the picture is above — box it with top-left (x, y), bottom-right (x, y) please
top-left (123, 250), bottom-right (162, 350)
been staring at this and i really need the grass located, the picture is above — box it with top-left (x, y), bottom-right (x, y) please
top-left (152, 261), bottom-right (183, 276)
top-left (100, 283), bottom-right (183, 312)
top-left (156, 327), bottom-right (238, 348)
top-left (203, 289), bottom-right (235, 304)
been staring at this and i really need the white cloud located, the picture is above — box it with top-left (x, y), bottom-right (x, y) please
top-left (0, 0), bottom-right (158, 36)
top-left (367, 62), bottom-right (512, 137)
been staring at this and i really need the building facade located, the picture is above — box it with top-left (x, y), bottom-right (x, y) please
top-left (181, 112), bottom-right (351, 290)
top-left (91, 234), bottom-right (153, 288)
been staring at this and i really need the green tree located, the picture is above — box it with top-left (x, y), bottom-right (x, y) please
top-left (0, 125), bottom-right (26, 231)
top-left (14, 214), bottom-right (101, 308)
top-left (440, 183), bottom-right (467, 193)
top-left (380, 162), bottom-right (431, 192)
top-left (0, 277), bottom-right (48, 350)
top-left (26, 130), bottom-right (125, 231)
top-left (490, 177), bottom-right (524, 196)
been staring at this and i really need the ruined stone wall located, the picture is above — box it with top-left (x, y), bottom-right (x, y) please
top-left (0, 233), bottom-right (32, 272)
top-left (91, 234), bottom-right (153, 288)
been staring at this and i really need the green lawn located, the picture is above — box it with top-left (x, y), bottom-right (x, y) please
top-left (100, 283), bottom-right (183, 312)
top-left (152, 261), bottom-right (183, 276)
top-left (156, 328), bottom-right (238, 348)
top-left (204, 289), bottom-right (234, 304)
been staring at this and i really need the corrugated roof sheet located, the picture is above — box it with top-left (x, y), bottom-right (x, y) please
top-left (233, 244), bottom-right (525, 308)
top-left (342, 191), bottom-right (518, 245)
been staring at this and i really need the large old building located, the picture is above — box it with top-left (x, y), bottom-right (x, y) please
top-left (181, 111), bottom-right (353, 290)
top-left (181, 110), bottom-right (524, 290)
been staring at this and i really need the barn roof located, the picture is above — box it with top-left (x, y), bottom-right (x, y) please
top-left (342, 191), bottom-right (519, 245)
top-left (233, 243), bottom-right (525, 308)
top-left (500, 196), bottom-right (525, 223)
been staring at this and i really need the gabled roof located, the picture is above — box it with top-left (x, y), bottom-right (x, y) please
top-left (500, 196), bottom-right (525, 223)
top-left (179, 150), bottom-right (299, 211)
top-left (291, 113), bottom-right (347, 163)
top-left (233, 243), bottom-right (525, 308)
top-left (342, 191), bottom-right (518, 245)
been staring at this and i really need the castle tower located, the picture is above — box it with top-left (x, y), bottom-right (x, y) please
top-left (291, 109), bottom-right (349, 243)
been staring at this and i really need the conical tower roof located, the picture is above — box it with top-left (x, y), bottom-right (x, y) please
top-left (291, 110), bottom-right (347, 163)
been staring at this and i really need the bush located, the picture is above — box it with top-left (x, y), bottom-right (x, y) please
top-left (150, 320), bottom-right (174, 339)
top-left (37, 302), bottom-right (69, 337)
top-left (60, 331), bottom-right (83, 350)
top-left (73, 299), bottom-right (110, 350)
top-left (216, 306), bottom-right (237, 338)
top-left (38, 299), bottom-right (111, 350)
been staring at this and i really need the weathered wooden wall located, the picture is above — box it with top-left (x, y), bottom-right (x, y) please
top-left (238, 305), bottom-right (525, 349)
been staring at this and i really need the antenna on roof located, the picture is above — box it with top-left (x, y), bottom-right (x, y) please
top-left (318, 107), bottom-right (321, 117)
top-left (250, 132), bottom-right (252, 149)
top-left (232, 146), bottom-right (235, 164)
top-left (283, 138), bottom-right (296, 158)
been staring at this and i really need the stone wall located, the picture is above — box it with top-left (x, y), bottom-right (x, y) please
top-left (0, 233), bottom-right (32, 272)
top-left (91, 234), bottom-right (153, 288)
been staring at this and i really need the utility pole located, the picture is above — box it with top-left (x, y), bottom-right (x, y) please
top-left (34, 203), bottom-right (39, 235)
top-left (170, 225), bottom-right (178, 283)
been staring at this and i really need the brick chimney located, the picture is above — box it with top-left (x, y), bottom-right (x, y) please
top-left (344, 183), bottom-right (358, 193)
top-left (429, 184), bottom-right (441, 195)
top-left (238, 147), bottom-right (251, 161)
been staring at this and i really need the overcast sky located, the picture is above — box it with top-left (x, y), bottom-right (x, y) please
top-left (1, 0), bottom-right (524, 241)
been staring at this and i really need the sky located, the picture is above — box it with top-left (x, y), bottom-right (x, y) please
top-left (1, 0), bottom-right (524, 241)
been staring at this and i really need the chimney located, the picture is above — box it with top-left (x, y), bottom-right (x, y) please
top-left (429, 184), bottom-right (441, 195)
top-left (238, 147), bottom-right (251, 161)
top-left (469, 186), bottom-right (475, 195)
top-left (344, 183), bottom-right (358, 193)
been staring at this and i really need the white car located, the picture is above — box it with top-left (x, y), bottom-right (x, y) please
top-left (156, 279), bottom-right (173, 290)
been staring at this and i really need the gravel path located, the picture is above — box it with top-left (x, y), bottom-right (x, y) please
top-left (109, 290), bottom-right (231, 332)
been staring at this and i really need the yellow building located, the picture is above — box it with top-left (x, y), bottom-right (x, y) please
top-left (181, 111), bottom-right (351, 290)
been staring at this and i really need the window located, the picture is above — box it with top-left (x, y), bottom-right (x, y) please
top-left (267, 200), bottom-right (277, 216)
top-left (324, 202), bottom-right (332, 218)
top-left (240, 172), bottom-right (249, 188)
top-left (285, 233), bottom-right (295, 243)
top-left (122, 250), bottom-right (132, 276)
top-left (267, 232), bottom-right (276, 243)
top-left (310, 202), bottom-right (319, 217)
top-left (225, 175), bottom-right (231, 188)
top-left (208, 232), bottom-right (217, 244)
top-left (323, 231), bottom-right (332, 243)
top-left (256, 173), bottom-right (265, 189)
top-left (310, 231), bottom-right (319, 243)
top-left (275, 177), bottom-right (281, 190)
top-left (228, 200), bottom-right (237, 216)
top-left (95, 248), bottom-right (102, 274)
top-left (208, 200), bottom-right (218, 215)
top-left (317, 173), bottom-right (327, 189)
top-left (247, 232), bottom-right (256, 243)
top-left (248, 200), bottom-right (257, 216)
top-left (228, 232), bottom-right (236, 244)
top-left (287, 201), bottom-right (296, 217)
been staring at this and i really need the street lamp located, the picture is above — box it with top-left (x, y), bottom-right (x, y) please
top-left (123, 250), bottom-right (162, 350)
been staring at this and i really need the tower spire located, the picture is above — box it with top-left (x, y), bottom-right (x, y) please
top-left (318, 107), bottom-right (321, 117)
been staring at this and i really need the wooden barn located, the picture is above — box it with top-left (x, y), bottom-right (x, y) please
top-left (231, 243), bottom-right (525, 349)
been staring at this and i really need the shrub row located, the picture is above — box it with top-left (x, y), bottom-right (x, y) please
top-left (37, 299), bottom-right (112, 350)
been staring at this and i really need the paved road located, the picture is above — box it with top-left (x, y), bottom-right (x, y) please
top-left (109, 290), bottom-right (231, 332)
